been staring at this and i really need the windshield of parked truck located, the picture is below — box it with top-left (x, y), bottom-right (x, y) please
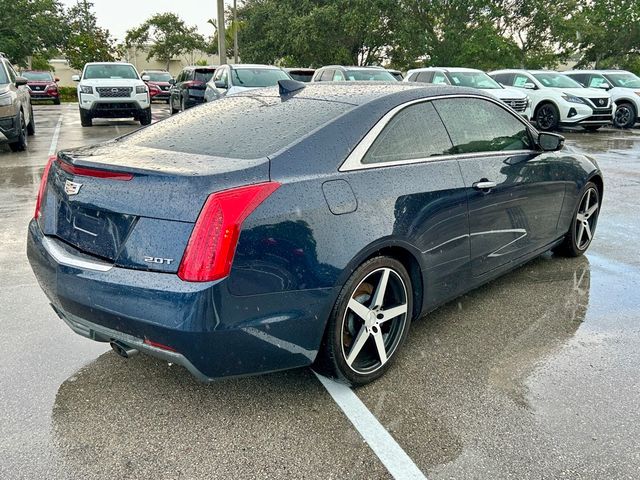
top-left (604, 72), bottom-right (640, 88)
top-left (447, 71), bottom-right (502, 89)
top-left (84, 64), bottom-right (139, 80)
top-left (533, 73), bottom-right (582, 88)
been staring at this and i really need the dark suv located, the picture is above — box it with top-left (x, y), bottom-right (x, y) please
top-left (169, 66), bottom-right (217, 114)
top-left (22, 70), bottom-right (60, 104)
top-left (0, 54), bottom-right (34, 151)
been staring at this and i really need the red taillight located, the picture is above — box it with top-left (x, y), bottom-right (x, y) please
top-left (178, 182), bottom-right (281, 282)
top-left (57, 159), bottom-right (133, 180)
top-left (183, 80), bottom-right (204, 89)
top-left (34, 155), bottom-right (55, 219)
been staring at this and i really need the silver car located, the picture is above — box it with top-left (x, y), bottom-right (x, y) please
top-left (0, 53), bottom-right (34, 151)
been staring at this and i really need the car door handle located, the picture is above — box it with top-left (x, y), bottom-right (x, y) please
top-left (473, 180), bottom-right (497, 190)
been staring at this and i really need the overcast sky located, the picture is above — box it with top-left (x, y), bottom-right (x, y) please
top-left (60, 0), bottom-right (221, 41)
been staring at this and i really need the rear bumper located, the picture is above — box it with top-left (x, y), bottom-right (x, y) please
top-left (27, 219), bottom-right (332, 380)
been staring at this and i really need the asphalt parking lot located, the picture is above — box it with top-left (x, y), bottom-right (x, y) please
top-left (1, 103), bottom-right (639, 479)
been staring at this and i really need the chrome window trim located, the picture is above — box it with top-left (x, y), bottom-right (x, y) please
top-left (339, 93), bottom-right (537, 172)
top-left (42, 236), bottom-right (113, 272)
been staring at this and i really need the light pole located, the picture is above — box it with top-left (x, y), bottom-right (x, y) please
top-left (217, 0), bottom-right (226, 64)
top-left (233, 0), bottom-right (238, 64)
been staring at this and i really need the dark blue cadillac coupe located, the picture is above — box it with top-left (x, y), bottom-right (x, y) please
top-left (27, 81), bottom-right (602, 385)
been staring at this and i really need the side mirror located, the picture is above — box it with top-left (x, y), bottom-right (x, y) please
top-left (538, 132), bottom-right (564, 152)
top-left (168, 78), bottom-right (176, 85)
top-left (597, 83), bottom-right (611, 90)
top-left (54, 77), bottom-right (60, 82)
top-left (15, 76), bottom-right (28, 87)
top-left (141, 75), bottom-right (150, 81)
top-left (71, 74), bottom-right (80, 82)
top-left (523, 82), bottom-right (536, 90)
top-left (214, 80), bottom-right (227, 89)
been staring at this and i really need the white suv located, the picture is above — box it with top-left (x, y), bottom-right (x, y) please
top-left (489, 69), bottom-right (613, 131)
top-left (72, 62), bottom-right (151, 127)
top-left (561, 70), bottom-right (640, 129)
top-left (405, 67), bottom-right (532, 118)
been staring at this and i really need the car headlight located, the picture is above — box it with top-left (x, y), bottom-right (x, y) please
top-left (561, 94), bottom-right (586, 104)
top-left (136, 85), bottom-right (147, 94)
top-left (0, 92), bottom-right (12, 106)
top-left (79, 85), bottom-right (93, 94)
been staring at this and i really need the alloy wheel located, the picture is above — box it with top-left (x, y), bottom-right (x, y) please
top-left (341, 267), bottom-right (409, 374)
top-left (537, 106), bottom-right (556, 130)
top-left (575, 187), bottom-right (599, 250)
top-left (614, 105), bottom-right (632, 128)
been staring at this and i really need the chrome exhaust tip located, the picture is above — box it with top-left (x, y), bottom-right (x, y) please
top-left (110, 340), bottom-right (139, 359)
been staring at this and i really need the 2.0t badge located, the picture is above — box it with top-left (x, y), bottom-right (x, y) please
top-left (64, 179), bottom-right (82, 196)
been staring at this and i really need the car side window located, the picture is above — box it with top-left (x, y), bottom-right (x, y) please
top-left (416, 72), bottom-right (433, 83)
top-left (513, 74), bottom-right (532, 88)
top-left (433, 97), bottom-right (533, 154)
top-left (219, 68), bottom-right (229, 87)
top-left (6, 62), bottom-right (16, 82)
top-left (333, 70), bottom-right (345, 81)
top-left (406, 73), bottom-right (418, 82)
top-left (431, 71), bottom-right (448, 84)
top-left (568, 73), bottom-right (588, 86)
top-left (492, 73), bottom-right (514, 86)
top-left (362, 101), bottom-right (453, 164)
top-left (320, 69), bottom-right (335, 82)
top-left (588, 74), bottom-right (607, 88)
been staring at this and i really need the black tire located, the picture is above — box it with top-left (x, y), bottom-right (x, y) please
top-left (554, 181), bottom-right (600, 257)
top-left (613, 102), bottom-right (636, 129)
top-left (314, 256), bottom-right (413, 386)
top-left (181, 96), bottom-right (187, 112)
top-left (535, 102), bottom-right (560, 131)
top-left (583, 125), bottom-right (601, 132)
top-left (79, 108), bottom-right (92, 127)
top-left (139, 107), bottom-right (152, 126)
top-left (8, 110), bottom-right (28, 152)
top-left (165, 99), bottom-right (170, 104)
top-left (27, 106), bottom-right (35, 135)
top-left (170, 97), bottom-right (179, 115)
top-left (53, 98), bottom-right (61, 105)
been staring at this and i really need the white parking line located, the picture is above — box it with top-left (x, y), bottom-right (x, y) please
top-left (315, 373), bottom-right (427, 480)
top-left (48, 115), bottom-right (63, 156)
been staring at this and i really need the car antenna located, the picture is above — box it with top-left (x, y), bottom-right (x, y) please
top-left (278, 79), bottom-right (306, 97)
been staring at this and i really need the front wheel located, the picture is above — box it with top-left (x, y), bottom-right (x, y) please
top-left (139, 107), bottom-right (152, 126)
top-left (555, 181), bottom-right (600, 257)
top-left (27, 106), bottom-right (36, 135)
top-left (79, 108), bottom-right (92, 127)
top-left (8, 111), bottom-right (28, 152)
top-left (314, 256), bottom-right (413, 386)
top-left (535, 103), bottom-right (560, 131)
top-left (613, 103), bottom-right (636, 129)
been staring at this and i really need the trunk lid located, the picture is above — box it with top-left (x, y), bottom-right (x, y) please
top-left (40, 142), bottom-right (270, 271)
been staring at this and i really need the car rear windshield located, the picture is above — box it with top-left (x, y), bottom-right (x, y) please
top-left (604, 72), bottom-right (640, 88)
top-left (146, 72), bottom-right (173, 82)
top-left (231, 68), bottom-right (290, 88)
top-left (532, 73), bottom-right (582, 88)
top-left (447, 71), bottom-right (502, 89)
top-left (288, 71), bottom-right (314, 82)
top-left (195, 69), bottom-right (216, 82)
top-left (124, 95), bottom-right (355, 159)
top-left (345, 69), bottom-right (395, 81)
top-left (22, 71), bottom-right (54, 81)
top-left (84, 64), bottom-right (138, 80)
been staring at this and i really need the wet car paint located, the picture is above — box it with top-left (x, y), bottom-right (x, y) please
top-left (1, 104), bottom-right (639, 479)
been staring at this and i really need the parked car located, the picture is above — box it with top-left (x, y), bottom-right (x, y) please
top-left (489, 69), bottom-right (613, 131)
top-left (311, 65), bottom-right (397, 82)
top-left (169, 65), bottom-right (217, 113)
top-left (140, 69), bottom-right (173, 103)
top-left (204, 64), bottom-right (290, 102)
top-left (283, 68), bottom-right (315, 83)
top-left (387, 69), bottom-right (404, 81)
top-left (405, 67), bottom-right (531, 118)
top-left (72, 62), bottom-right (151, 127)
top-left (0, 53), bottom-right (34, 151)
top-left (561, 69), bottom-right (640, 129)
top-left (21, 70), bottom-right (60, 104)
top-left (28, 82), bottom-right (603, 386)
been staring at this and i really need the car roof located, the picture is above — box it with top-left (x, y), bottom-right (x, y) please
top-left (317, 65), bottom-right (385, 71)
top-left (229, 64), bottom-right (281, 70)
top-left (563, 69), bottom-right (632, 74)
top-left (409, 67), bottom-right (482, 74)
top-left (284, 67), bottom-right (315, 72)
top-left (84, 62), bottom-right (135, 67)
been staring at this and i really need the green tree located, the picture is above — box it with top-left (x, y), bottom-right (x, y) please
top-left (64, 0), bottom-right (118, 70)
top-left (125, 13), bottom-right (205, 70)
top-left (0, 0), bottom-right (67, 66)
